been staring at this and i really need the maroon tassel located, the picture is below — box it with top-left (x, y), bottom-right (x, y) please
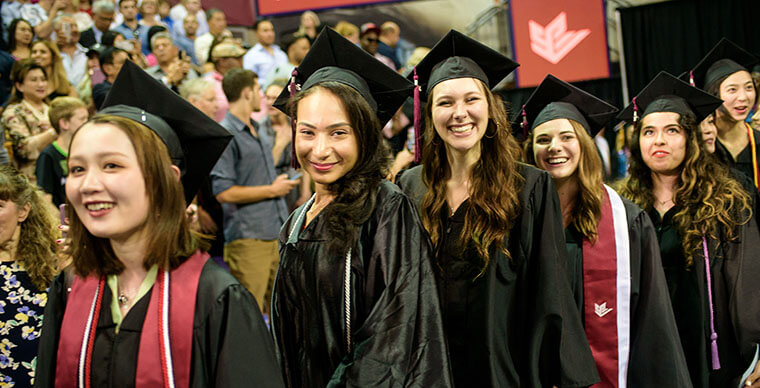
top-left (632, 97), bottom-right (639, 125)
top-left (413, 67), bottom-right (421, 163)
top-left (689, 70), bottom-right (695, 87)
top-left (289, 68), bottom-right (300, 169)
top-left (521, 105), bottom-right (528, 139)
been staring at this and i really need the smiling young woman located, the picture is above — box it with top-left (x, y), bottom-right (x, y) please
top-left (521, 74), bottom-right (689, 387)
top-left (398, 31), bottom-right (598, 387)
top-left (619, 71), bottom-right (760, 388)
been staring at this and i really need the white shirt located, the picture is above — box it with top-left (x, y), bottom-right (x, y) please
top-left (194, 32), bottom-right (214, 65)
top-left (60, 44), bottom-right (88, 88)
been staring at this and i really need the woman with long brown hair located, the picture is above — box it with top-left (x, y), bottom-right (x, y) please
top-left (397, 30), bottom-right (598, 387)
top-left (33, 61), bottom-right (284, 387)
top-left (30, 40), bottom-right (76, 99)
top-left (270, 28), bottom-right (451, 387)
top-left (618, 71), bottom-right (760, 388)
top-left (521, 74), bottom-right (689, 386)
top-left (7, 18), bottom-right (34, 60)
top-left (0, 165), bottom-right (59, 387)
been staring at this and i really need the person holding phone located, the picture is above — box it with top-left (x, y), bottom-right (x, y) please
top-left (34, 60), bottom-right (284, 387)
top-left (145, 32), bottom-right (198, 91)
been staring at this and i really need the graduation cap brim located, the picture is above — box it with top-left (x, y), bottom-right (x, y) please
top-left (272, 27), bottom-right (413, 127)
top-left (101, 60), bottom-right (232, 205)
top-left (410, 30), bottom-right (519, 99)
top-left (618, 71), bottom-right (723, 124)
top-left (681, 38), bottom-right (760, 89)
top-left (512, 74), bottom-right (618, 138)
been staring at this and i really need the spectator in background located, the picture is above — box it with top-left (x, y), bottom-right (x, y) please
top-left (243, 19), bottom-right (286, 80)
top-left (35, 96), bottom-right (87, 206)
top-left (296, 10), bottom-right (320, 44)
top-left (53, 14), bottom-right (88, 90)
top-left (262, 32), bottom-right (308, 89)
top-left (111, 0), bottom-right (148, 54)
top-left (211, 68), bottom-right (297, 314)
top-left (146, 31), bottom-right (197, 89)
top-left (31, 40), bottom-right (76, 99)
top-left (378, 21), bottom-right (401, 70)
top-left (205, 41), bottom-right (244, 121)
top-left (173, 13), bottom-right (198, 65)
top-left (171, 0), bottom-right (207, 39)
top-left (19, 0), bottom-right (63, 39)
top-left (0, 50), bottom-right (15, 108)
top-left (58, 0), bottom-right (92, 32)
top-left (195, 8), bottom-right (226, 65)
top-left (180, 77), bottom-right (217, 118)
top-left (7, 18), bottom-right (34, 60)
top-left (1, 60), bottom-right (55, 182)
top-left (360, 23), bottom-right (394, 70)
top-left (170, 0), bottom-right (207, 36)
top-left (137, 0), bottom-right (162, 46)
top-left (79, 0), bottom-right (114, 47)
top-left (91, 46), bottom-right (127, 109)
top-left (1, 0), bottom-right (26, 42)
top-left (334, 20), bottom-right (359, 45)
top-left (157, 0), bottom-right (172, 29)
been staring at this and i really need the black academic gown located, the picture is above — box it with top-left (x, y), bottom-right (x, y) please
top-left (564, 197), bottom-right (691, 387)
top-left (34, 259), bottom-right (285, 388)
top-left (271, 181), bottom-right (453, 387)
top-left (649, 206), bottom-right (760, 388)
top-left (714, 129), bottom-right (760, 190)
top-left (398, 164), bottom-right (599, 388)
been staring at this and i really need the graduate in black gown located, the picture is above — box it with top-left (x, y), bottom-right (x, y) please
top-left (34, 61), bottom-right (285, 388)
top-left (519, 74), bottom-right (690, 387)
top-left (618, 71), bottom-right (760, 388)
top-left (269, 28), bottom-right (452, 387)
top-left (682, 38), bottom-right (760, 190)
top-left (396, 30), bottom-right (599, 387)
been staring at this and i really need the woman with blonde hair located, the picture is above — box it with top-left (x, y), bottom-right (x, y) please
top-left (398, 30), bottom-right (598, 387)
top-left (296, 10), bottom-right (320, 43)
top-left (30, 40), bottom-right (76, 99)
top-left (618, 71), bottom-right (760, 388)
top-left (0, 165), bottom-right (59, 387)
top-left (521, 74), bottom-right (689, 386)
top-left (333, 21), bottom-right (358, 45)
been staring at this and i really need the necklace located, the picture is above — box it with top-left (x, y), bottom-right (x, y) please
top-left (118, 293), bottom-right (130, 306)
top-left (656, 197), bottom-right (674, 206)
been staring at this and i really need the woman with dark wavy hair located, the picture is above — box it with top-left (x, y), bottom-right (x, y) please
top-left (397, 30), bottom-right (598, 387)
top-left (7, 18), bottom-right (34, 60)
top-left (521, 74), bottom-right (689, 386)
top-left (0, 165), bottom-right (58, 387)
top-left (270, 28), bottom-right (451, 387)
top-left (618, 71), bottom-right (760, 388)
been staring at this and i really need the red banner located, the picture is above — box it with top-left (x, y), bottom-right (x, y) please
top-left (510, 0), bottom-right (609, 87)
top-left (257, 0), bottom-right (403, 16)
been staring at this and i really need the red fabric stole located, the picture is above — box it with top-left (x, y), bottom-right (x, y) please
top-left (582, 189), bottom-right (619, 388)
top-left (55, 251), bottom-right (209, 388)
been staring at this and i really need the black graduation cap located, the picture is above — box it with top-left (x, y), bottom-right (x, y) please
top-left (410, 29), bottom-right (519, 98)
top-left (681, 38), bottom-right (760, 89)
top-left (100, 60), bottom-right (232, 205)
top-left (618, 71), bottom-right (723, 124)
top-left (272, 27), bottom-right (413, 127)
top-left (514, 74), bottom-right (618, 139)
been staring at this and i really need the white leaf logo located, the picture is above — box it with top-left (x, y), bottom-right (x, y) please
top-left (528, 12), bottom-right (591, 64)
top-left (594, 302), bottom-right (613, 318)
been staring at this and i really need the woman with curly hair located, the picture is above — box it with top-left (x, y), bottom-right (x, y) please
top-left (618, 71), bottom-right (760, 388)
top-left (521, 74), bottom-right (689, 386)
top-left (0, 165), bottom-right (59, 387)
top-left (397, 30), bottom-right (598, 387)
top-left (30, 39), bottom-right (76, 100)
top-left (684, 38), bottom-right (759, 191)
top-left (270, 28), bottom-right (451, 387)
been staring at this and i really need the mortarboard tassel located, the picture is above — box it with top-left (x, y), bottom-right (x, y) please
top-left (632, 97), bottom-right (639, 125)
top-left (689, 70), bottom-right (695, 87)
top-left (521, 105), bottom-right (528, 139)
top-left (702, 234), bottom-right (721, 370)
top-left (289, 68), bottom-right (300, 169)
top-left (413, 67), bottom-right (421, 163)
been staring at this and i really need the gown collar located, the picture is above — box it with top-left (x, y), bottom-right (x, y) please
top-left (287, 194), bottom-right (316, 245)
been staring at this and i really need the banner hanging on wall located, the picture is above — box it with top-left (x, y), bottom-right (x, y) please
top-left (257, 0), bottom-right (409, 16)
top-left (509, 0), bottom-right (610, 87)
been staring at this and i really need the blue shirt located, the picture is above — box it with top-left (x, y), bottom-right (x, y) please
top-left (111, 22), bottom-right (150, 54)
top-left (210, 111), bottom-right (289, 242)
top-left (243, 43), bottom-right (288, 81)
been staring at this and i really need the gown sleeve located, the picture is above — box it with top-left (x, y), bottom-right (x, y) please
top-left (625, 205), bottom-right (692, 387)
top-left (327, 189), bottom-right (453, 387)
top-left (33, 272), bottom-right (67, 388)
top-left (521, 168), bottom-right (599, 388)
top-left (191, 265), bottom-right (285, 388)
top-left (726, 205), bottom-right (760, 361)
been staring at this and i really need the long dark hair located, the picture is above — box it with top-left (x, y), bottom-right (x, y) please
top-left (289, 82), bottom-right (391, 255)
top-left (618, 112), bottom-right (751, 267)
top-left (420, 78), bottom-right (524, 273)
top-left (8, 18), bottom-right (33, 53)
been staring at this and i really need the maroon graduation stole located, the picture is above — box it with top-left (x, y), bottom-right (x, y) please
top-left (582, 186), bottom-right (631, 388)
top-left (55, 251), bottom-right (209, 388)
